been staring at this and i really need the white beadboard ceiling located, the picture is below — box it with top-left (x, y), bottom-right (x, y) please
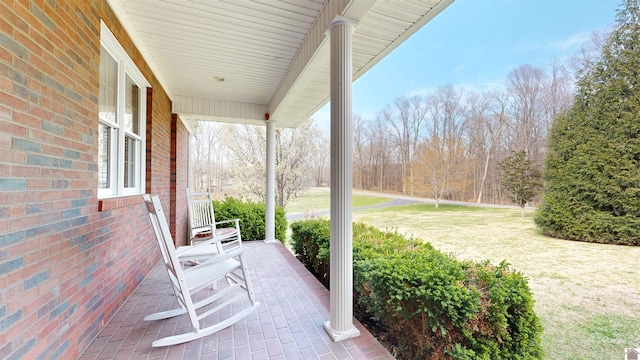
top-left (107, 0), bottom-right (453, 130)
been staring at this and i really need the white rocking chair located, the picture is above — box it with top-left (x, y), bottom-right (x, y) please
top-left (187, 188), bottom-right (240, 252)
top-left (142, 194), bottom-right (260, 347)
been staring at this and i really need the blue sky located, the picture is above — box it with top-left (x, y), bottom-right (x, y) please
top-left (313, 0), bottom-right (620, 126)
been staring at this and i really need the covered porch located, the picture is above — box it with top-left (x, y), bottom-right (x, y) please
top-left (78, 241), bottom-right (393, 360)
top-left (105, 0), bottom-right (454, 343)
top-left (0, 0), bottom-right (454, 358)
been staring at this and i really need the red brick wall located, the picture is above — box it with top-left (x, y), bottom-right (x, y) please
top-left (172, 114), bottom-right (190, 246)
top-left (0, 1), bottom-right (188, 358)
top-left (145, 88), bottom-right (173, 220)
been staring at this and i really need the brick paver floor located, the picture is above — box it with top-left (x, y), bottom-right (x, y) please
top-left (79, 241), bottom-right (394, 359)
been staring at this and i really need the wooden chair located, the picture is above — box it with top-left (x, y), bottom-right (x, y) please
top-left (186, 188), bottom-right (240, 252)
top-left (142, 194), bottom-right (260, 347)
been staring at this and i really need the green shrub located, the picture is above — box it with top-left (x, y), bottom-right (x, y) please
top-left (534, 0), bottom-right (640, 246)
top-left (213, 196), bottom-right (287, 243)
top-left (290, 219), bottom-right (544, 360)
top-left (290, 219), bottom-right (331, 287)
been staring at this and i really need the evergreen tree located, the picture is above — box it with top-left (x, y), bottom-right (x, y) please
top-left (535, 0), bottom-right (640, 245)
top-left (498, 151), bottom-right (542, 217)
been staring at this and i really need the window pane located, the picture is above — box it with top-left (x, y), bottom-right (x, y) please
top-left (99, 24), bottom-right (148, 198)
top-left (125, 75), bottom-right (140, 135)
top-left (124, 135), bottom-right (137, 188)
top-left (99, 46), bottom-right (117, 124)
top-left (98, 124), bottom-right (110, 189)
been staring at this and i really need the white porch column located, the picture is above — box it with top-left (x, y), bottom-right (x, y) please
top-left (264, 119), bottom-right (277, 243)
top-left (323, 16), bottom-right (360, 342)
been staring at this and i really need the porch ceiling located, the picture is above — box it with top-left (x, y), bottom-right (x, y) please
top-left (107, 0), bottom-right (453, 130)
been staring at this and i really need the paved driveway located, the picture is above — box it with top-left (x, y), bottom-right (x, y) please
top-left (286, 189), bottom-right (521, 221)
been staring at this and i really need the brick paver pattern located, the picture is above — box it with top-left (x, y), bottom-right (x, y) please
top-left (79, 241), bottom-right (394, 360)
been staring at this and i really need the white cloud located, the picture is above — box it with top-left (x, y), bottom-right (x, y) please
top-left (545, 31), bottom-right (592, 51)
top-left (453, 64), bottom-right (466, 74)
top-left (516, 31), bottom-right (591, 53)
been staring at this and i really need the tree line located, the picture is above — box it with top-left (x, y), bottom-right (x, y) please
top-left (353, 61), bottom-right (576, 206)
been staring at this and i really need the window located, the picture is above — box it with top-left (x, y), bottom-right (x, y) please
top-left (98, 21), bottom-right (149, 198)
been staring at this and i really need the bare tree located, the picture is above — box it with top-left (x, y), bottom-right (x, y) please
top-left (353, 114), bottom-right (367, 189)
top-left (379, 96), bottom-right (427, 194)
top-left (505, 64), bottom-right (548, 162)
top-left (568, 27), bottom-right (612, 81)
top-left (274, 120), bottom-right (327, 206)
top-left (412, 85), bottom-right (470, 206)
top-left (412, 137), bottom-right (471, 207)
top-left (544, 59), bottom-right (574, 120)
top-left (220, 119), bottom-right (326, 208)
top-left (191, 122), bottom-right (230, 197)
top-left (465, 90), bottom-right (508, 203)
top-left (308, 120), bottom-right (329, 187)
top-left (538, 59), bottom-right (574, 156)
top-left (221, 124), bottom-right (266, 200)
top-left (366, 116), bottom-right (397, 191)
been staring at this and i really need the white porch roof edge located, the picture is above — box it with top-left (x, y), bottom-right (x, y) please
top-left (106, 0), bottom-right (454, 130)
top-left (173, 96), bottom-right (269, 128)
top-left (271, 0), bottom-right (455, 128)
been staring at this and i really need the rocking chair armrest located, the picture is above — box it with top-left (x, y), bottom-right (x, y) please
top-left (186, 236), bottom-right (223, 251)
top-left (214, 219), bottom-right (240, 227)
top-left (184, 247), bottom-right (245, 272)
top-left (213, 219), bottom-right (241, 240)
top-left (193, 224), bottom-right (214, 230)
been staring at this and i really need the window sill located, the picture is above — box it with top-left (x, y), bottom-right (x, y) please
top-left (98, 194), bottom-right (144, 211)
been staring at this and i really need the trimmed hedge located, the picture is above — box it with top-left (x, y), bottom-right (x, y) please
top-left (290, 219), bottom-right (543, 360)
top-left (212, 196), bottom-right (287, 243)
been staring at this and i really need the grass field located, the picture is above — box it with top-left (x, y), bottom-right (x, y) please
top-left (285, 188), bottom-right (389, 214)
top-left (287, 188), bottom-right (640, 360)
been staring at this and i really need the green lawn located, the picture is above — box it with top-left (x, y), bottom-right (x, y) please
top-left (285, 187), bottom-right (390, 214)
top-left (287, 188), bottom-right (640, 359)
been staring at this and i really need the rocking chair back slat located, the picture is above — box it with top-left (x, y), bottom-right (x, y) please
top-left (186, 188), bottom-right (241, 249)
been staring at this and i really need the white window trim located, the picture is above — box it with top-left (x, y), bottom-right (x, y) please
top-left (99, 21), bottom-right (150, 199)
